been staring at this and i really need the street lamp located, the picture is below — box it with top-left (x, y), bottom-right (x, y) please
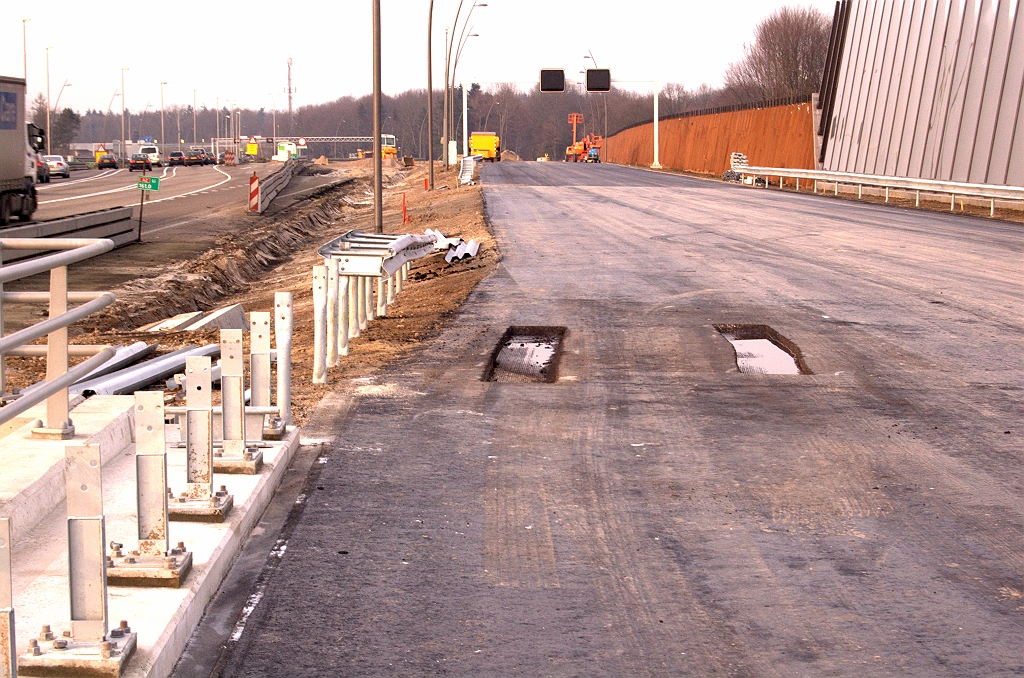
top-left (160, 82), bottom-right (167, 148)
top-left (268, 92), bottom-right (277, 140)
top-left (427, 0), bottom-right (434, 189)
top-left (22, 19), bottom-right (29, 82)
top-left (53, 80), bottom-right (71, 112)
top-left (442, 1), bottom-right (486, 167)
top-left (584, 52), bottom-right (608, 160)
top-left (45, 46), bottom-right (52, 153)
top-left (121, 67), bottom-right (129, 165)
top-left (483, 100), bottom-right (499, 130)
top-left (192, 89), bottom-right (198, 145)
top-left (452, 32), bottom-right (478, 157)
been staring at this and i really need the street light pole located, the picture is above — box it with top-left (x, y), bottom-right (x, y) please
top-left (372, 0), bottom-right (383, 234)
top-left (121, 67), bottom-right (128, 165)
top-left (585, 52), bottom-right (608, 160)
top-left (160, 82), bottom-right (167, 149)
top-left (192, 89), bottom-right (198, 145)
top-left (22, 19), bottom-right (29, 82)
top-left (45, 46), bottom-right (51, 154)
top-left (427, 0), bottom-right (434, 189)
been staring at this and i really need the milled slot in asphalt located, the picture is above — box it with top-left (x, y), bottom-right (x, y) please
top-left (714, 324), bottom-right (811, 375)
top-left (484, 326), bottom-right (567, 383)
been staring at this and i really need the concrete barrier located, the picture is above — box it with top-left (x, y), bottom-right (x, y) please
top-left (0, 207), bottom-right (136, 263)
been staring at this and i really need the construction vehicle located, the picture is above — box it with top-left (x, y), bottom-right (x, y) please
top-left (565, 133), bottom-right (603, 163)
top-left (563, 112), bottom-right (603, 162)
top-left (0, 75), bottom-right (41, 226)
top-left (469, 132), bottom-right (501, 162)
top-left (356, 135), bottom-right (399, 160)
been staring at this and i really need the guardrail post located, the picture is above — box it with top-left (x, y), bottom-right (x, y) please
top-left (338, 277), bottom-right (350, 357)
top-left (65, 443), bottom-right (109, 641)
top-left (40, 265), bottom-right (74, 439)
top-left (312, 266), bottom-right (328, 384)
top-left (349, 275), bottom-right (361, 338)
top-left (395, 269), bottom-right (403, 294)
top-left (377, 277), bottom-right (387, 317)
top-left (1, 517), bottom-right (14, 678)
top-left (326, 259), bottom-right (340, 368)
top-left (387, 273), bottom-right (397, 304)
top-left (274, 293), bottom-right (293, 426)
top-left (365, 277), bottom-right (375, 323)
top-left (401, 262), bottom-right (409, 282)
top-left (134, 392), bottom-right (168, 557)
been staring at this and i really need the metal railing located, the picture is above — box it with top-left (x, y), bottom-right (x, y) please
top-left (740, 165), bottom-right (1024, 216)
top-left (0, 238), bottom-right (117, 435)
top-left (254, 159), bottom-right (296, 213)
top-left (459, 155), bottom-right (483, 186)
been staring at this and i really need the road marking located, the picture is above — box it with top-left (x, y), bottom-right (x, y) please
top-left (36, 168), bottom-right (123, 191)
top-left (39, 165), bottom-right (187, 205)
top-left (146, 166), bottom-right (232, 204)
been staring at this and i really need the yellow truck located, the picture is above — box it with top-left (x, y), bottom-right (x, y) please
top-left (469, 132), bottom-right (500, 162)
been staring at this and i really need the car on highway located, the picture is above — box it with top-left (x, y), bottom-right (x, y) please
top-left (167, 151), bottom-right (185, 166)
top-left (183, 150), bottom-right (204, 166)
top-left (139, 145), bottom-right (162, 167)
top-left (44, 155), bottom-right (71, 178)
top-left (35, 153), bottom-right (50, 183)
top-left (128, 154), bottom-right (152, 171)
top-left (97, 154), bottom-right (119, 169)
top-left (217, 152), bottom-right (225, 164)
top-left (196, 148), bottom-right (215, 165)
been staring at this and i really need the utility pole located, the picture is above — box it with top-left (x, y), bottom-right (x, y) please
top-left (22, 19), bottom-right (29, 82)
top-left (160, 81), bottom-right (167, 148)
top-left (192, 90), bottom-right (198, 145)
top-left (121, 67), bottom-right (128, 165)
top-left (427, 0), bottom-right (435, 189)
top-left (287, 57), bottom-right (294, 135)
top-left (45, 46), bottom-right (51, 154)
top-left (372, 0), bottom-right (383, 234)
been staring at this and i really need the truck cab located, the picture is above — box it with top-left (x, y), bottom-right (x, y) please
top-left (1, 75), bottom-right (41, 225)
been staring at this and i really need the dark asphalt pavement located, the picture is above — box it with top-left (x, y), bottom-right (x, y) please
top-left (217, 163), bottom-right (1022, 677)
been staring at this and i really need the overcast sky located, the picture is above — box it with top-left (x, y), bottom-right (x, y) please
top-left (1, 0), bottom-right (837, 114)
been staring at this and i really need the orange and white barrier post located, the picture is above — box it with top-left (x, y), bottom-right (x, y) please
top-left (248, 172), bottom-right (260, 213)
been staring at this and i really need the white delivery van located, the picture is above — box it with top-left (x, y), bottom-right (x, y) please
top-left (140, 144), bottom-right (162, 167)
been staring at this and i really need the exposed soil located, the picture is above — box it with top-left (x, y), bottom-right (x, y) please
top-left (4, 160), bottom-right (497, 425)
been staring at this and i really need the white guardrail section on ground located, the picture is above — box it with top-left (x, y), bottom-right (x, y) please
top-left (458, 155), bottom-right (484, 186)
top-left (0, 238), bottom-right (117, 434)
top-left (740, 164), bottom-right (1024, 216)
top-left (253, 159), bottom-right (297, 214)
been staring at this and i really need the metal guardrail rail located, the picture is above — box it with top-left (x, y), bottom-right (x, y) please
top-left (740, 165), bottom-right (1024, 215)
top-left (459, 155), bottom-right (484, 186)
top-left (254, 159), bottom-right (297, 214)
top-left (0, 238), bottom-right (117, 435)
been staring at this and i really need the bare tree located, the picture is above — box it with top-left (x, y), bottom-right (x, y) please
top-left (724, 5), bottom-right (832, 102)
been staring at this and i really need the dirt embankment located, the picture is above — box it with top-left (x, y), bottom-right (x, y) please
top-left (5, 161), bottom-right (497, 424)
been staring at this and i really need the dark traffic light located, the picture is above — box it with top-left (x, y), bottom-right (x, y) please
top-left (540, 69), bottom-right (565, 92)
top-left (586, 68), bottom-right (611, 92)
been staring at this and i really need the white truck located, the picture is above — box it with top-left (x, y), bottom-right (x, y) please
top-left (0, 75), bottom-right (40, 226)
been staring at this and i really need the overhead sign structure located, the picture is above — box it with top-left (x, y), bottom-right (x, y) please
top-left (586, 68), bottom-right (612, 92)
top-left (136, 176), bottom-right (160, 191)
top-left (539, 69), bottom-right (565, 92)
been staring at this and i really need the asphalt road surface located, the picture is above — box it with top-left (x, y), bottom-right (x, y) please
top-left (216, 163), bottom-right (1022, 677)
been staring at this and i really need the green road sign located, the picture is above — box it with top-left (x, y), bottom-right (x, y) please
top-left (137, 176), bottom-right (161, 191)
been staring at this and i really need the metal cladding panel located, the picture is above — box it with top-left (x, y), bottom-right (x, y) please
top-left (859, 1), bottom-right (900, 172)
top-left (825, 0), bottom-right (1023, 185)
top-left (971, 1), bottom-right (1017, 182)
top-left (872, 0), bottom-right (916, 174)
top-left (988, 3), bottom-right (1024, 184)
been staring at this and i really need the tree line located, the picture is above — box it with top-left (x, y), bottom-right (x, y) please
top-left (51, 6), bottom-right (831, 161)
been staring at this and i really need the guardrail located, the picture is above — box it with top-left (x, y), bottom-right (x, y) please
top-left (458, 155), bottom-right (484, 186)
top-left (0, 238), bottom-right (117, 436)
top-left (251, 159), bottom-right (297, 214)
top-left (0, 207), bottom-right (136, 262)
top-left (740, 165), bottom-right (1024, 216)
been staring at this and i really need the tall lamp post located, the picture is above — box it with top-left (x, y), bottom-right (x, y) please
top-left (584, 51), bottom-right (608, 159)
top-left (442, 2), bottom-right (486, 168)
top-left (45, 46), bottom-right (52, 153)
top-left (426, 0), bottom-right (434, 189)
top-left (192, 89), bottom-right (198, 145)
top-left (121, 67), bottom-right (129, 165)
top-left (22, 19), bottom-right (29, 82)
top-left (160, 81), bottom-right (167, 148)
top-left (372, 0), bottom-right (383, 233)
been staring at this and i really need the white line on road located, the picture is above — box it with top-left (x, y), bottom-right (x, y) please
top-left (36, 168), bottom-right (123, 191)
top-left (146, 166), bottom-right (232, 204)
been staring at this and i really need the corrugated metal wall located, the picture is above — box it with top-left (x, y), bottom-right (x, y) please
top-left (824, 0), bottom-right (1024, 185)
top-left (606, 103), bottom-right (816, 175)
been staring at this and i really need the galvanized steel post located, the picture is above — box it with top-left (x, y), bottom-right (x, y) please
top-left (357, 276), bottom-right (367, 331)
top-left (326, 258), bottom-right (340, 367)
top-left (388, 273), bottom-right (397, 303)
top-left (65, 443), bottom-right (108, 640)
top-left (349, 276), bottom-right (361, 338)
top-left (274, 293), bottom-right (293, 426)
top-left (651, 80), bottom-right (662, 170)
top-left (377, 277), bottom-right (387, 317)
top-left (220, 330), bottom-right (247, 454)
top-left (45, 265), bottom-right (72, 436)
top-left (339, 277), bottom-right (350, 357)
top-left (0, 517), bottom-right (14, 678)
top-left (312, 266), bottom-right (328, 384)
top-left (250, 312), bottom-right (273, 410)
top-left (185, 356), bottom-right (214, 499)
top-left (134, 392), bottom-right (169, 558)
top-left (365, 277), bottom-right (375, 323)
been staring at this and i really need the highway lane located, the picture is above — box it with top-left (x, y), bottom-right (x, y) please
top-left (217, 162), bottom-right (1021, 676)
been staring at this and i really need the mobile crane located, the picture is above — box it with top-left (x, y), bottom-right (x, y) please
top-left (564, 113), bottom-right (602, 162)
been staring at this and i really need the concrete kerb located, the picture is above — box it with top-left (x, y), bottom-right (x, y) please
top-left (8, 424), bottom-right (300, 678)
top-left (0, 395), bottom-right (134, 545)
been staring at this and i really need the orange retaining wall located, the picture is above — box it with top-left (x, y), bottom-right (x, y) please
top-left (606, 102), bottom-right (815, 175)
